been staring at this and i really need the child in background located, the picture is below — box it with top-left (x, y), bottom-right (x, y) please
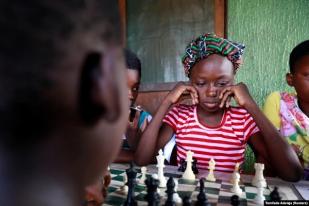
top-left (263, 40), bottom-right (309, 180)
top-left (115, 48), bottom-right (152, 162)
top-left (135, 33), bottom-right (303, 181)
top-left (115, 48), bottom-right (175, 163)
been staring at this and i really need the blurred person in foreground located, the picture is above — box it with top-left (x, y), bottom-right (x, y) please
top-left (0, 1), bottom-right (128, 206)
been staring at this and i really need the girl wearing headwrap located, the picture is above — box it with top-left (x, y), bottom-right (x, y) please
top-left (135, 34), bottom-right (302, 181)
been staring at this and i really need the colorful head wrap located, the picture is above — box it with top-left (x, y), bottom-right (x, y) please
top-left (182, 33), bottom-right (245, 77)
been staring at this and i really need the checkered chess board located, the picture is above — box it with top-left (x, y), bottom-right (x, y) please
top-left (103, 164), bottom-right (302, 206)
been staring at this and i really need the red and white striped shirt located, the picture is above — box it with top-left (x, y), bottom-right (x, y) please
top-left (163, 104), bottom-right (259, 172)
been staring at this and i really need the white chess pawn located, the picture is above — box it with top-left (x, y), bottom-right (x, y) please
top-left (151, 174), bottom-right (162, 195)
top-left (182, 150), bottom-right (195, 180)
top-left (206, 158), bottom-right (216, 182)
top-left (138, 166), bottom-right (147, 184)
top-left (231, 162), bottom-right (240, 184)
top-left (156, 149), bottom-right (167, 187)
top-left (254, 181), bottom-right (265, 205)
top-left (172, 179), bottom-right (182, 205)
top-left (230, 172), bottom-right (243, 196)
top-left (252, 163), bottom-right (267, 188)
top-left (120, 174), bottom-right (128, 194)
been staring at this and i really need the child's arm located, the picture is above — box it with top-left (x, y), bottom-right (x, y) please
top-left (220, 83), bottom-right (303, 181)
top-left (126, 109), bottom-right (142, 150)
top-left (114, 109), bottom-right (142, 163)
top-left (134, 82), bottom-right (198, 166)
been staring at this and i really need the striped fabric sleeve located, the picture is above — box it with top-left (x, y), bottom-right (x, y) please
top-left (162, 105), bottom-right (179, 132)
top-left (243, 112), bottom-right (260, 143)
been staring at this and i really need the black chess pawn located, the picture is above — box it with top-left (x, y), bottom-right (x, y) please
top-left (182, 196), bottom-right (192, 206)
top-left (230, 195), bottom-right (240, 206)
top-left (164, 177), bottom-right (176, 206)
top-left (123, 163), bottom-right (138, 206)
top-left (192, 158), bottom-right (199, 174)
top-left (145, 176), bottom-right (160, 206)
top-left (270, 187), bottom-right (281, 201)
top-left (195, 178), bottom-right (211, 206)
top-left (178, 158), bottom-right (186, 172)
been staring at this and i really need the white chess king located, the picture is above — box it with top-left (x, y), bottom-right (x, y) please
top-left (156, 149), bottom-right (167, 187)
top-left (182, 150), bottom-right (195, 180)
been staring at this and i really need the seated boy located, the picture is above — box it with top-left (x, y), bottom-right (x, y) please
top-left (0, 1), bottom-right (128, 205)
top-left (115, 49), bottom-right (152, 162)
top-left (263, 40), bottom-right (309, 180)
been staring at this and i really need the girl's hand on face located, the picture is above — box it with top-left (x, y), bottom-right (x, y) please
top-left (126, 108), bottom-right (141, 148)
top-left (127, 107), bottom-right (141, 130)
top-left (165, 82), bottom-right (199, 105)
top-left (219, 82), bottom-right (255, 108)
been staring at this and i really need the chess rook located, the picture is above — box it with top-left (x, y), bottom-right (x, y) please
top-left (252, 163), bottom-right (267, 188)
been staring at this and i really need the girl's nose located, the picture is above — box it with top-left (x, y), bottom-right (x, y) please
top-left (206, 84), bottom-right (217, 97)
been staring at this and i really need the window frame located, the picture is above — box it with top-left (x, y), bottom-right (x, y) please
top-left (118, 0), bottom-right (226, 92)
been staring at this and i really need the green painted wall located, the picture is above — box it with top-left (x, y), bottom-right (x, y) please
top-left (228, 0), bottom-right (309, 107)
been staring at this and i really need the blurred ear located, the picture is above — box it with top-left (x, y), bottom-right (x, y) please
top-left (286, 73), bottom-right (294, 87)
top-left (79, 52), bottom-right (120, 124)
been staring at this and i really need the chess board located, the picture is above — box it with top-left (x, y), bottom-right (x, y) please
top-left (103, 164), bottom-right (303, 206)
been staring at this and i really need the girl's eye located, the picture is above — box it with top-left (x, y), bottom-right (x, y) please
top-left (216, 82), bottom-right (228, 87)
top-left (132, 87), bottom-right (139, 92)
top-left (195, 82), bottom-right (205, 87)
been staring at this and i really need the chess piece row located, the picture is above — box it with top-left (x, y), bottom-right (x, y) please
top-left (121, 162), bottom-right (281, 206)
top-left (145, 175), bottom-right (212, 206)
top-left (174, 150), bottom-right (281, 205)
top-left (122, 150), bottom-right (281, 206)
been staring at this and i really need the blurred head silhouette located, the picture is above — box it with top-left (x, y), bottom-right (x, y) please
top-left (0, 1), bottom-right (128, 205)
